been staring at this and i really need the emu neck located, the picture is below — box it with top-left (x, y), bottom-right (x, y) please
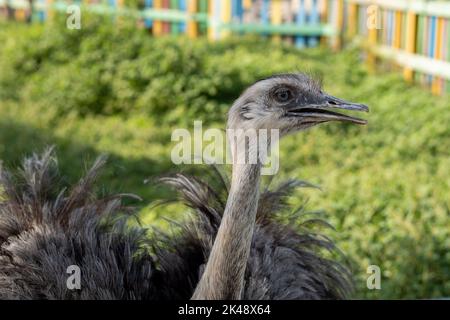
top-left (192, 162), bottom-right (261, 300)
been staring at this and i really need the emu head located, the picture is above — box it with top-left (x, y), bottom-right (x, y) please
top-left (227, 73), bottom-right (368, 135)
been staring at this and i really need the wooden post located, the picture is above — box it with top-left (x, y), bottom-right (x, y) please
top-left (14, 11), bottom-right (24, 22)
top-left (334, 0), bottom-right (344, 50)
top-left (321, 0), bottom-right (328, 22)
top-left (187, 0), bottom-right (198, 38)
top-left (447, 20), bottom-right (450, 94)
top-left (393, 11), bottom-right (402, 49)
top-left (367, 4), bottom-right (378, 72)
top-left (220, 0), bottom-right (231, 38)
top-left (403, 11), bottom-right (417, 82)
top-left (14, 0), bottom-right (27, 21)
top-left (432, 17), bottom-right (444, 95)
top-left (271, 0), bottom-right (282, 42)
top-left (348, 2), bottom-right (358, 38)
top-left (243, 0), bottom-right (251, 10)
top-left (367, 28), bottom-right (377, 72)
top-left (153, 0), bottom-right (163, 36)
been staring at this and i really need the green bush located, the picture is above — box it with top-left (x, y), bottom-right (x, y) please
top-left (0, 18), bottom-right (448, 299)
top-left (1, 16), bottom-right (330, 122)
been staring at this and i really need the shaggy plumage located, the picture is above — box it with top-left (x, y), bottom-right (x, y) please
top-left (0, 148), bottom-right (352, 300)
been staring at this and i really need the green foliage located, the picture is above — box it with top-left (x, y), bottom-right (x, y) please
top-left (0, 17), bottom-right (328, 122)
top-left (0, 18), bottom-right (449, 299)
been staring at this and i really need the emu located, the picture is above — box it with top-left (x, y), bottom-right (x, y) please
top-left (0, 73), bottom-right (368, 300)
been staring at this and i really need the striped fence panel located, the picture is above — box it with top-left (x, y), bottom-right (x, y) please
top-left (344, 0), bottom-right (450, 95)
top-left (1, 0), bottom-right (335, 47)
top-left (1, 0), bottom-right (450, 95)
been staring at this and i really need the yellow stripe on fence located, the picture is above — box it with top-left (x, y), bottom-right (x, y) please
top-left (393, 11), bottom-right (402, 49)
top-left (243, 0), bottom-right (252, 10)
top-left (271, 0), bottom-right (282, 42)
top-left (403, 11), bottom-right (417, 82)
top-left (367, 4), bottom-right (378, 72)
top-left (221, 0), bottom-right (231, 38)
top-left (321, 0), bottom-right (329, 46)
top-left (432, 17), bottom-right (444, 95)
top-left (153, 0), bottom-right (163, 36)
top-left (47, 0), bottom-right (54, 20)
top-left (334, 0), bottom-right (344, 50)
top-left (348, 3), bottom-right (358, 37)
top-left (187, 0), bottom-right (199, 38)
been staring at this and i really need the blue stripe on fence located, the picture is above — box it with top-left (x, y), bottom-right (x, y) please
top-left (261, 0), bottom-right (269, 36)
top-left (179, 0), bottom-right (186, 33)
top-left (428, 16), bottom-right (436, 84)
top-left (144, 0), bottom-right (153, 28)
top-left (308, 0), bottom-right (319, 47)
top-left (232, 0), bottom-right (243, 23)
top-left (296, 0), bottom-right (306, 48)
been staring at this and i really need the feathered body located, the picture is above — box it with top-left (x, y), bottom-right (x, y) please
top-left (0, 149), bottom-right (351, 300)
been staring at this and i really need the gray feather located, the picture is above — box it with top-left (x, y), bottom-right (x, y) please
top-left (0, 149), bottom-right (352, 300)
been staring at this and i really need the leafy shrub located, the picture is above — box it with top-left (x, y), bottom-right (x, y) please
top-left (1, 17), bottom-right (327, 122)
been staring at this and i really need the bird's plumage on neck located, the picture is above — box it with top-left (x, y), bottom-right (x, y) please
top-left (192, 162), bottom-right (261, 300)
top-left (192, 73), bottom-right (368, 300)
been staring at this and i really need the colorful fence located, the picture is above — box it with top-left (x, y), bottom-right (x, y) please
top-left (0, 0), bottom-right (339, 48)
top-left (1, 0), bottom-right (450, 95)
top-left (343, 0), bottom-right (450, 95)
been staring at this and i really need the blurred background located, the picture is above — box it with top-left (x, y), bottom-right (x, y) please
top-left (0, 0), bottom-right (449, 299)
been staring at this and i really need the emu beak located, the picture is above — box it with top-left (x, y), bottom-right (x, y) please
top-left (287, 94), bottom-right (369, 125)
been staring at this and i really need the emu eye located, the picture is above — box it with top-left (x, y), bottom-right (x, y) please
top-left (275, 89), bottom-right (292, 103)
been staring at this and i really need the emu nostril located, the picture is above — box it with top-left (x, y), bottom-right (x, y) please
top-left (328, 100), bottom-right (338, 105)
